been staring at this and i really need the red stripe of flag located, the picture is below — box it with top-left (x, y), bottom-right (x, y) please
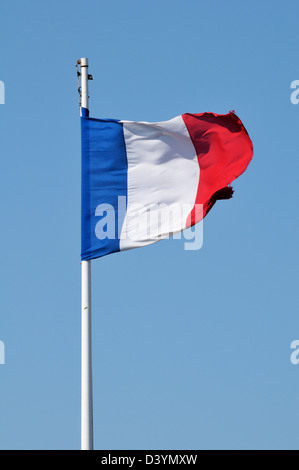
top-left (182, 111), bottom-right (253, 227)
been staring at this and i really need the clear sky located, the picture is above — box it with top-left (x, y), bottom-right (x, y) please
top-left (0, 0), bottom-right (298, 450)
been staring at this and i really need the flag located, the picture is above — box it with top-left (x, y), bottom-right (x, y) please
top-left (81, 109), bottom-right (253, 260)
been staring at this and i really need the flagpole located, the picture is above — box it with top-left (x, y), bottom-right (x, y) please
top-left (79, 57), bottom-right (94, 451)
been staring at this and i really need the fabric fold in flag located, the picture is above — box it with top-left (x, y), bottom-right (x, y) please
top-left (81, 110), bottom-right (253, 261)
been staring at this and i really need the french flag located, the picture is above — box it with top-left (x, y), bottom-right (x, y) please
top-left (81, 110), bottom-right (253, 260)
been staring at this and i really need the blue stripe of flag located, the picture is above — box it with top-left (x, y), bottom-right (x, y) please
top-left (81, 111), bottom-right (128, 260)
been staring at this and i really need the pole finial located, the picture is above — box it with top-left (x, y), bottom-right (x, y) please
top-left (80, 57), bottom-right (89, 67)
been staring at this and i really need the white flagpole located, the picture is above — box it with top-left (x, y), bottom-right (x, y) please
top-left (79, 57), bottom-right (94, 451)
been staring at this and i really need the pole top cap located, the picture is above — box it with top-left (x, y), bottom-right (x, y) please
top-left (80, 58), bottom-right (88, 67)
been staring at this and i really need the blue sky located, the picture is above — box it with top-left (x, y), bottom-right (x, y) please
top-left (0, 0), bottom-right (298, 450)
